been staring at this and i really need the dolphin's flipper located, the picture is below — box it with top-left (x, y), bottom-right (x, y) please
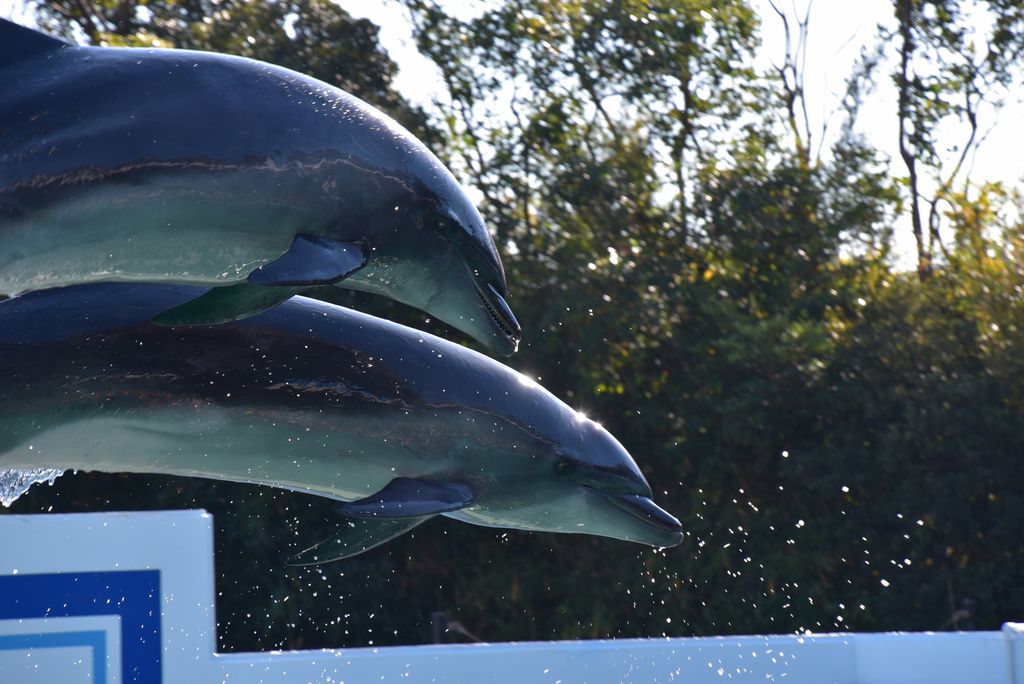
top-left (152, 283), bottom-right (306, 326)
top-left (338, 478), bottom-right (475, 518)
top-left (288, 516), bottom-right (431, 565)
top-left (289, 479), bottom-right (473, 564)
top-left (247, 234), bottom-right (368, 286)
top-left (1, 19), bottom-right (69, 66)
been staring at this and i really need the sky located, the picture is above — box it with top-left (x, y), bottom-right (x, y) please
top-left (4, 0), bottom-right (1021, 263)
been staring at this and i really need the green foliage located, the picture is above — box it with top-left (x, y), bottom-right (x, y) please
top-left (31, 0), bottom-right (436, 142)
top-left (7, 0), bottom-right (1024, 648)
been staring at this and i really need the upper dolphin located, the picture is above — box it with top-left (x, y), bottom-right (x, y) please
top-left (0, 19), bottom-right (520, 355)
top-left (0, 283), bottom-right (682, 561)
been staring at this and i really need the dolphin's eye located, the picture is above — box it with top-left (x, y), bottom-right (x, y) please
top-left (556, 459), bottom-right (575, 476)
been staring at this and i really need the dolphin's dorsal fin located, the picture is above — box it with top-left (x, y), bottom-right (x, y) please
top-left (0, 19), bottom-right (69, 67)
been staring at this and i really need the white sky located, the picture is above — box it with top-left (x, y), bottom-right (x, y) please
top-left (4, 0), bottom-right (1021, 263)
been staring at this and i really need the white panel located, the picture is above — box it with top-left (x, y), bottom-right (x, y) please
top-left (212, 634), bottom-right (858, 684)
top-left (855, 631), bottom-right (1010, 684)
top-left (0, 510), bottom-right (215, 683)
top-left (1004, 623), bottom-right (1024, 684)
top-left (0, 511), bottom-right (1019, 684)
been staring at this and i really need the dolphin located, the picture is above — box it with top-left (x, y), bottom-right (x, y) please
top-left (0, 284), bottom-right (682, 561)
top-left (0, 19), bottom-right (520, 355)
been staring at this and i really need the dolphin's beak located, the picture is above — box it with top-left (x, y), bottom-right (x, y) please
top-left (604, 492), bottom-right (684, 548)
top-left (436, 204), bottom-right (522, 356)
top-left (476, 282), bottom-right (521, 356)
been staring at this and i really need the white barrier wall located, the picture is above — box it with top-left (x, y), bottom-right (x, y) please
top-left (0, 509), bottom-right (1021, 684)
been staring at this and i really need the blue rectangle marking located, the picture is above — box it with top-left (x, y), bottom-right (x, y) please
top-left (0, 630), bottom-right (107, 682)
top-left (0, 570), bottom-right (160, 683)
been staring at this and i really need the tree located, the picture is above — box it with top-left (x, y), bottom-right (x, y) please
top-left (888, 0), bottom-right (1024, 278)
top-left (31, 0), bottom-right (435, 141)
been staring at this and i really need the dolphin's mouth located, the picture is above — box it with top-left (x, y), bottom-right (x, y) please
top-left (603, 491), bottom-right (684, 548)
top-left (476, 282), bottom-right (521, 354)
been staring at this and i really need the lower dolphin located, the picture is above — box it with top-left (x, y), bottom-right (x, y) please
top-left (0, 284), bottom-right (682, 561)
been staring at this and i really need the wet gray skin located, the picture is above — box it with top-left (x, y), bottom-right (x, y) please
top-left (0, 20), bottom-right (519, 355)
top-left (0, 284), bottom-right (682, 560)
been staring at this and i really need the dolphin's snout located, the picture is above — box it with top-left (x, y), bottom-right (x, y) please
top-left (477, 282), bottom-right (521, 355)
top-left (605, 492), bottom-right (684, 548)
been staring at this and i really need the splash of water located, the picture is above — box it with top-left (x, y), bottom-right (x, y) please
top-left (0, 468), bottom-right (65, 507)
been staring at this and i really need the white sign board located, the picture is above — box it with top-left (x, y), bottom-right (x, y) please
top-left (0, 510), bottom-right (1020, 684)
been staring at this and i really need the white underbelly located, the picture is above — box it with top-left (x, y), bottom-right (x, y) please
top-left (0, 174), bottom-right (326, 293)
top-left (0, 408), bottom-right (413, 502)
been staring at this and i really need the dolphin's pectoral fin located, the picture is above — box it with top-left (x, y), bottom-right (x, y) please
top-left (247, 234), bottom-right (368, 286)
top-left (287, 479), bottom-right (473, 564)
top-left (152, 283), bottom-right (305, 326)
top-left (338, 478), bottom-right (475, 518)
top-left (288, 516), bottom-right (431, 565)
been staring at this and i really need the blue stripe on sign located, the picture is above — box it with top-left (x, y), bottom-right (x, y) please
top-left (0, 630), bottom-right (107, 682)
top-left (0, 570), bottom-right (161, 683)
